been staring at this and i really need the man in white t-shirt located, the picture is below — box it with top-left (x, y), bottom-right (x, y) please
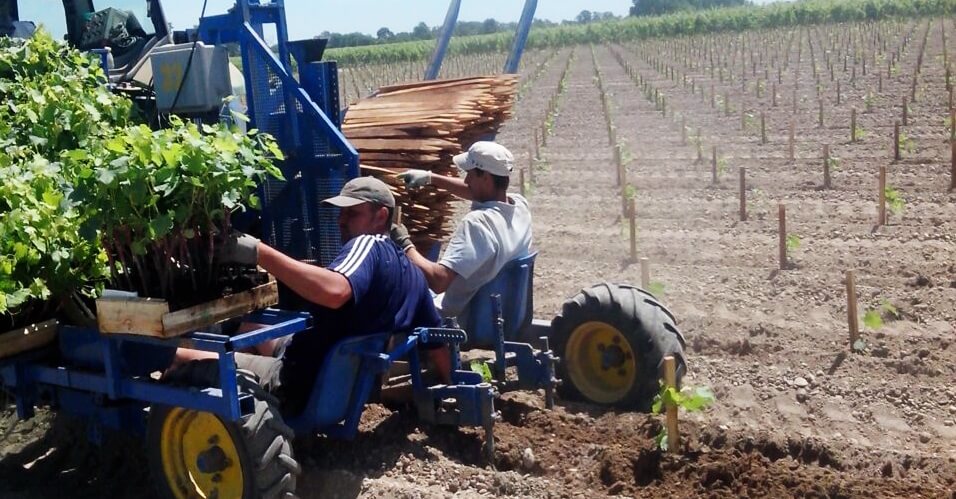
top-left (391, 141), bottom-right (533, 321)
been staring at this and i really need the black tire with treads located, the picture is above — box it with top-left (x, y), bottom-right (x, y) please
top-left (147, 370), bottom-right (300, 499)
top-left (551, 282), bottom-right (687, 410)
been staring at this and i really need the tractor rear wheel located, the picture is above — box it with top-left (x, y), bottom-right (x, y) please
top-left (147, 376), bottom-right (299, 499)
top-left (551, 283), bottom-right (686, 410)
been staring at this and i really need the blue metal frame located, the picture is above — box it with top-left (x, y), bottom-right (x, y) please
top-left (504, 0), bottom-right (538, 74)
top-left (0, 310), bottom-right (310, 433)
top-left (424, 0), bottom-right (461, 80)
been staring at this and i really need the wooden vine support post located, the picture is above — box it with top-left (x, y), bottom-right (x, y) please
top-left (778, 203), bottom-right (787, 270)
top-left (760, 112), bottom-right (767, 145)
top-left (629, 198), bottom-right (637, 263)
top-left (663, 355), bottom-right (679, 453)
top-left (739, 167), bottom-right (747, 221)
top-left (878, 165), bottom-right (887, 226)
top-left (850, 108), bottom-right (857, 143)
top-left (846, 270), bottom-right (859, 349)
top-left (951, 141), bottom-right (956, 192)
top-left (902, 96), bottom-right (908, 126)
top-left (640, 257), bottom-right (650, 289)
top-left (788, 122), bottom-right (795, 162)
top-left (823, 145), bottom-right (831, 189)
top-left (893, 121), bottom-right (901, 161)
top-left (711, 146), bottom-right (718, 184)
top-left (519, 169), bottom-right (526, 196)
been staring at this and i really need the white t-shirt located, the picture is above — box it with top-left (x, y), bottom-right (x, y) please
top-left (436, 193), bottom-right (532, 318)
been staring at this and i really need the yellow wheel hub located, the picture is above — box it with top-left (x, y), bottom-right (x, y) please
top-left (159, 408), bottom-right (245, 499)
top-left (565, 321), bottom-right (636, 404)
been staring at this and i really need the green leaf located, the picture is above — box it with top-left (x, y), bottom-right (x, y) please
top-left (655, 428), bottom-right (668, 451)
top-left (863, 310), bottom-right (883, 330)
top-left (469, 360), bottom-right (493, 383)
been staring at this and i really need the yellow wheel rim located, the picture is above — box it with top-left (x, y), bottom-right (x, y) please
top-left (565, 321), bottom-right (636, 404)
top-left (159, 408), bottom-right (245, 499)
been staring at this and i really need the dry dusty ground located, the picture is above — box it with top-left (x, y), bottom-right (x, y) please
top-left (3, 19), bottom-right (956, 498)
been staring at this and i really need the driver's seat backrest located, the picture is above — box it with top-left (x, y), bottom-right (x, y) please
top-left (288, 333), bottom-right (389, 433)
top-left (460, 252), bottom-right (537, 348)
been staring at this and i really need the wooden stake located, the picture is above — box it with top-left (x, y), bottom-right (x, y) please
top-left (711, 146), bottom-right (718, 184)
top-left (772, 82), bottom-right (777, 107)
top-left (878, 73), bottom-right (883, 93)
top-left (739, 167), bottom-right (747, 221)
top-left (846, 270), bottom-right (859, 348)
top-left (533, 128), bottom-right (540, 160)
top-left (778, 203), bottom-right (787, 270)
top-left (640, 257), bottom-right (650, 289)
top-left (613, 145), bottom-right (622, 187)
top-left (760, 112), bottom-right (767, 145)
top-left (788, 122), bottom-right (795, 161)
top-left (837, 80), bottom-right (841, 105)
top-left (519, 169), bottom-right (526, 196)
top-left (629, 198), bottom-right (637, 262)
top-left (663, 356), bottom-right (679, 452)
top-left (902, 96), bottom-right (908, 126)
top-left (878, 165), bottom-right (887, 226)
top-left (893, 121), bottom-right (901, 161)
top-left (823, 144), bottom-right (831, 189)
top-left (850, 108), bottom-right (857, 142)
top-left (818, 100), bottom-right (824, 127)
top-left (950, 108), bottom-right (955, 143)
top-left (681, 116), bottom-right (687, 145)
top-left (950, 141), bottom-right (956, 191)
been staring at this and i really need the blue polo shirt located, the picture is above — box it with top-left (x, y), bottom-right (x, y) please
top-left (281, 234), bottom-right (440, 388)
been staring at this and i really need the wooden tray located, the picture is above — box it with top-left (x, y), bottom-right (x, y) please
top-left (0, 319), bottom-right (57, 360)
top-left (96, 280), bottom-right (279, 338)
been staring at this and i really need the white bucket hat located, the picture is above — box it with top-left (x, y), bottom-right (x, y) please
top-left (452, 141), bottom-right (514, 177)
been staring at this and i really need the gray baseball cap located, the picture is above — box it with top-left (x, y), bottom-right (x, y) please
top-left (322, 176), bottom-right (395, 208)
top-left (453, 141), bottom-right (514, 177)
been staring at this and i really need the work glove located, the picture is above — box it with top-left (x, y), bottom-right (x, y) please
top-left (218, 232), bottom-right (260, 265)
top-left (389, 223), bottom-right (414, 253)
top-left (397, 169), bottom-right (432, 188)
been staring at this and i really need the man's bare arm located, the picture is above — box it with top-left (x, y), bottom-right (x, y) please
top-left (406, 247), bottom-right (458, 293)
top-left (430, 174), bottom-right (472, 201)
top-left (257, 243), bottom-right (352, 309)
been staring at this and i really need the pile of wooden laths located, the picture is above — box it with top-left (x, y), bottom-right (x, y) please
top-left (343, 75), bottom-right (518, 249)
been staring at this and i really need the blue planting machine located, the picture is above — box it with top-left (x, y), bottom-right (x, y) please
top-left (0, 1), bottom-right (687, 497)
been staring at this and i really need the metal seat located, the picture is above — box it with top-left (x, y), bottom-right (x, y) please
top-left (460, 252), bottom-right (537, 348)
top-left (285, 333), bottom-right (390, 438)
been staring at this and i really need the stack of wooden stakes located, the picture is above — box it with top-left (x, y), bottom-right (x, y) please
top-left (343, 75), bottom-right (518, 249)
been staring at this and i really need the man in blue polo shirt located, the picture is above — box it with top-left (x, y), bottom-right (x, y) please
top-left (173, 177), bottom-right (441, 413)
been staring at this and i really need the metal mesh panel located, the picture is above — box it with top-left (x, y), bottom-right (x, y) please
top-left (314, 174), bottom-right (344, 266)
top-left (247, 41), bottom-right (353, 267)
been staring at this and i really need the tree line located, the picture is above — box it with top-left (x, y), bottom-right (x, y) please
top-left (323, 10), bottom-right (619, 49)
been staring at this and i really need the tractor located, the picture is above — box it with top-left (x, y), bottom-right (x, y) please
top-left (0, 1), bottom-right (687, 497)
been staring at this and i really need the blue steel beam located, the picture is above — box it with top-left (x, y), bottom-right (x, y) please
top-left (504, 0), bottom-right (537, 74)
top-left (424, 0), bottom-right (461, 80)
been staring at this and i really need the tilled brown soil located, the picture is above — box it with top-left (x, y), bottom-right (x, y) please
top-left (4, 19), bottom-right (956, 498)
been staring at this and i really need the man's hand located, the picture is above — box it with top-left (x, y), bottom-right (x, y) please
top-left (397, 169), bottom-right (432, 188)
top-left (218, 232), bottom-right (260, 265)
top-left (389, 223), bottom-right (414, 253)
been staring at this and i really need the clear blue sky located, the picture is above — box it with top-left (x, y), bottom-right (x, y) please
top-left (20, 1), bottom-right (636, 41)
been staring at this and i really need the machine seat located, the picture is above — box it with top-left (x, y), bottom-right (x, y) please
top-left (286, 333), bottom-right (390, 435)
top-left (459, 252), bottom-right (537, 348)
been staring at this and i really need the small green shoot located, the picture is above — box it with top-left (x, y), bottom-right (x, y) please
top-left (786, 234), bottom-right (801, 252)
top-left (651, 384), bottom-right (715, 451)
top-left (623, 184), bottom-right (637, 201)
top-left (863, 309), bottom-right (883, 330)
top-left (884, 186), bottom-right (905, 216)
top-left (898, 132), bottom-right (915, 154)
top-left (469, 360), bottom-right (493, 383)
top-left (647, 281), bottom-right (666, 297)
top-left (716, 157), bottom-right (728, 177)
top-left (826, 155), bottom-right (841, 171)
